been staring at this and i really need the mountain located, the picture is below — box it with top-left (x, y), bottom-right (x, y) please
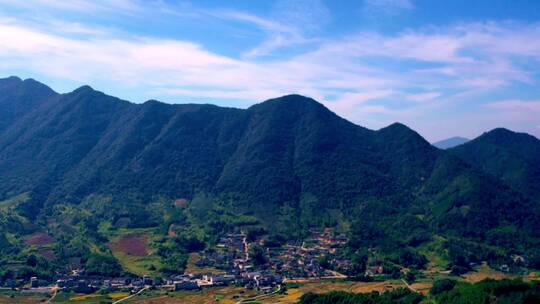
top-left (433, 136), bottom-right (469, 149)
top-left (0, 81), bottom-right (441, 222)
top-left (450, 128), bottom-right (540, 201)
top-left (0, 76), bottom-right (57, 133)
top-left (1, 76), bottom-right (539, 278)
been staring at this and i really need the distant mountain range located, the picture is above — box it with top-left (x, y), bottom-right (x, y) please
top-left (1, 76), bottom-right (540, 273)
top-left (433, 136), bottom-right (470, 149)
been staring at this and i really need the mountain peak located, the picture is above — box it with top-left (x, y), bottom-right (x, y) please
top-left (385, 122), bottom-right (409, 130)
top-left (0, 76), bottom-right (57, 97)
top-left (0, 75), bottom-right (22, 83)
top-left (377, 122), bottom-right (433, 149)
top-left (378, 122), bottom-right (420, 136)
top-left (479, 127), bottom-right (539, 144)
top-left (253, 94), bottom-right (325, 109)
top-left (485, 127), bottom-right (514, 136)
top-left (73, 85), bottom-right (95, 93)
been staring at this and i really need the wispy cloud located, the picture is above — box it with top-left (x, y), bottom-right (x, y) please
top-left (0, 1), bottom-right (539, 140)
top-left (486, 99), bottom-right (540, 111)
top-left (0, 0), bottom-right (142, 13)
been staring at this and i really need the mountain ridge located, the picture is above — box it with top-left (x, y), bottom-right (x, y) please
top-left (1, 76), bottom-right (540, 281)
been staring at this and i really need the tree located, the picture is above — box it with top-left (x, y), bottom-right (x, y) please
top-left (250, 245), bottom-right (267, 266)
top-left (430, 279), bottom-right (456, 295)
top-left (85, 254), bottom-right (122, 276)
top-left (26, 255), bottom-right (38, 267)
top-left (405, 271), bottom-right (416, 284)
top-left (349, 249), bottom-right (368, 276)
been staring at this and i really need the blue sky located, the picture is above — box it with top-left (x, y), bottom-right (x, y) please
top-left (0, 0), bottom-right (539, 141)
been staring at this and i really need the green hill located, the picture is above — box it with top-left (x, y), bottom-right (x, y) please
top-left (0, 76), bottom-right (539, 278)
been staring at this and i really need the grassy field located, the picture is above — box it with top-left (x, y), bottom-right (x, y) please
top-left (0, 290), bottom-right (49, 304)
top-left (0, 192), bottom-right (29, 211)
top-left (107, 228), bottom-right (163, 276)
top-left (462, 262), bottom-right (517, 283)
top-left (124, 287), bottom-right (259, 304)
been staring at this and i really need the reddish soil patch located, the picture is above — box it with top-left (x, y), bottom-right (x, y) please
top-left (174, 198), bottom-right (188, 207)
top-left (110, 234), bottom-right (150, 256)
top-left (24, 233), bottom-right (55, 246)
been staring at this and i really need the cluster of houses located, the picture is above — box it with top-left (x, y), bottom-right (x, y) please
top-left (171, 272), bottom-right (282, 293)
top-left (20, 269), bottom-right (282, 295)
top-left (196, 229), bottom-right (352, 280)
top-left (16, 229), bottom-right (355, 296)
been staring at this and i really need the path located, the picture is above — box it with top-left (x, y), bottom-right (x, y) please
top-left (236, 285), bottom-right (282, 304)
top-left (243, 235), bottom-right (249, 262)
top-left (401, 279), bottom-right (417, 293)
top-left (45, 287), bottom-right (58, 303)
top-left (113, 286), bottom-right (149, 304)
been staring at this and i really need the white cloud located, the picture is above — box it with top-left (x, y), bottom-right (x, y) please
top-left (0, 0), bottom-right (142, 12)
top-left (0, 4), bottom-right (539, 139)
top-left (327, 90), bottom-right (395, 113)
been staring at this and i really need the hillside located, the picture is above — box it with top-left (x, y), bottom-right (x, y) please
top-left (1, 76), bottom-right (539, 281)
top-left (450, 128), bottom-right (540, 201)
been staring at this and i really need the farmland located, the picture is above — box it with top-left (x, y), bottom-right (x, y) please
top-left (108, 231), bottom-right (161, 277)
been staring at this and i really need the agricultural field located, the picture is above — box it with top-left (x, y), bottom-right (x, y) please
top-left (0, 290), bottom-right (49, 304)
top-left (23, 232), bottom-right (55, 246)
top-left (107, 229), bottom-right (162, 276)
top-left (123, 287), bottom-right (258, 304)
top-left (114, 280), bottom-right (408, 304)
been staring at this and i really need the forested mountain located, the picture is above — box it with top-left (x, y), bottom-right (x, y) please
top-left (450, 128), bottom-right (540, 201)
top-left (1, 76), bottom-right (539, 279)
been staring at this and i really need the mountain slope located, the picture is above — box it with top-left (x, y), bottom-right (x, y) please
top-left (0, 76), bottom-right (58, 133)
top-left (450, 128), bottom-right (540, 201)
top-left (0, 77), bottom-right (539, 271)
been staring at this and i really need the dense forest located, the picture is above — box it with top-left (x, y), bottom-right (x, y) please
top-left (1, 76), bottom-right (540, 282)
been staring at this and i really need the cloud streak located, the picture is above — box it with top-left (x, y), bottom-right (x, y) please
top-left (0, 1), bottom-right (539, 140)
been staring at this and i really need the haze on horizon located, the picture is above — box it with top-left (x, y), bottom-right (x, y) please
top-left (0, 0), bottom-right (539, 141)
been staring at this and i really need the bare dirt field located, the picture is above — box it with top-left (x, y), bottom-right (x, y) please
top-left (24, 232), bottom-right (55, 246)
top-left (109, 233), bottom-right (150, 256)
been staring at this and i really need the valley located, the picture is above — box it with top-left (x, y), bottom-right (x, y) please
top-left (1, 77), bottom-right (540, 303)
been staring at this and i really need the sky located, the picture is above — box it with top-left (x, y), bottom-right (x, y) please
top-left (0, 0), bottom-right (539, 141)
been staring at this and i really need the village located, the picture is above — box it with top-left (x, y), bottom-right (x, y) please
top-left (4, 229), bottom-right (362, 299)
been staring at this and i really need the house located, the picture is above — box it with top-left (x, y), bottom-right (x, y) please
top-left (174, 280), bottom-right (199, 291)
top-left (111, 277), bottom-right (130, 287)
top-left (259, 286), bottom-right (273, 293)
top-left (143, 275), bottom-right (153, 286)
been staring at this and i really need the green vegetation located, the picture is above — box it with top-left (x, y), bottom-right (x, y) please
top-left (298, 288), bottom-right (423, 304)
top-left (431, 279), bottom-right (540, 304)
top-left (1, 77), bottom-right (540, 279)
top-left (298, 279), bottom-right (540, 304)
